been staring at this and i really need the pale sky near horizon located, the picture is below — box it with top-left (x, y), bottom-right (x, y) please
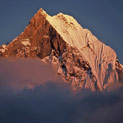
top-left (0, 0), bottom-right (123, 63)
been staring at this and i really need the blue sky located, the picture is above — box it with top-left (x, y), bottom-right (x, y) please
top-left (0, 0), bottom-right (123, 63)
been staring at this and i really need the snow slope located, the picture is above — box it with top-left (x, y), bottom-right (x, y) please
top-left (39, 9), bottom-right (119, 90)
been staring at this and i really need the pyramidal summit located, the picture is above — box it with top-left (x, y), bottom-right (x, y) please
top-left (0, 8), bottom-right (123, 91)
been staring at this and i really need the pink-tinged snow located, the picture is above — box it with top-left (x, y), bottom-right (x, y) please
top-left (39, 9), bottom-right (119, 90)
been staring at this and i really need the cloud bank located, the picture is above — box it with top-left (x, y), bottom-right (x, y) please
top-left (0, 59), bottom-right (63, 90)
top-left (0, 59), bottom-right (123, 123)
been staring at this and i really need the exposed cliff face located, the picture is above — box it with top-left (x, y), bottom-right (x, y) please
top-left (0, 8), bottom-right (123, 91)
top-left (1, 9), bottom-right (66, 58)
top-left (115, 59), bottom-right (123, 82)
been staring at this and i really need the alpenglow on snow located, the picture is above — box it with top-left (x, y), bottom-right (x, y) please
top-left (0, 8), bottom-right (123, 91)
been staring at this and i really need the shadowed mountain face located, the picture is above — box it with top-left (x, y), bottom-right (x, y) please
top-left (0, 8), bottom-right (123, 91)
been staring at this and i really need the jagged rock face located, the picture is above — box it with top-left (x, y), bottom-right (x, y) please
top-left (43, 45), bottom-right (99, 91)
top-left (1, 9), bottom-right (66, 58)
top-left (0, 8), bottom-right (123, 91)
top-left (115, 60), bottom-right (123, 82)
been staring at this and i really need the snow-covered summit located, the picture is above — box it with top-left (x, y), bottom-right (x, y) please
top-left (40, 9), bottom-right (118, 90)
top-left (0, 8), bottom-right (122, 91)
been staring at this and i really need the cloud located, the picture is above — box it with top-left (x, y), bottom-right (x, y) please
top-left (0, 58), bottom-right (63, 90)
top-left (0, 59), bottom-right (123, 123)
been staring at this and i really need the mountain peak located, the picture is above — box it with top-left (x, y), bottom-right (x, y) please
top-left (36, 8), bottom-right (47, 16)
top-left (0, 9), bottom-right (123, 91)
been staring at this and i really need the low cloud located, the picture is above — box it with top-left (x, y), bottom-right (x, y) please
top-left (0, 58), bottom-right (63, 90)
top-left (0, 59), bottom-right (123, 123)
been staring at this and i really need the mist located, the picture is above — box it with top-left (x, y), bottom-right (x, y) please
top-left (0, 58), bottom-right (63, 90)
top-left (0, 59), bottom-right (123, 123)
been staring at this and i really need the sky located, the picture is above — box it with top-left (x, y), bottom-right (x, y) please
top-left (0, 0), bottom-right (123, 63)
